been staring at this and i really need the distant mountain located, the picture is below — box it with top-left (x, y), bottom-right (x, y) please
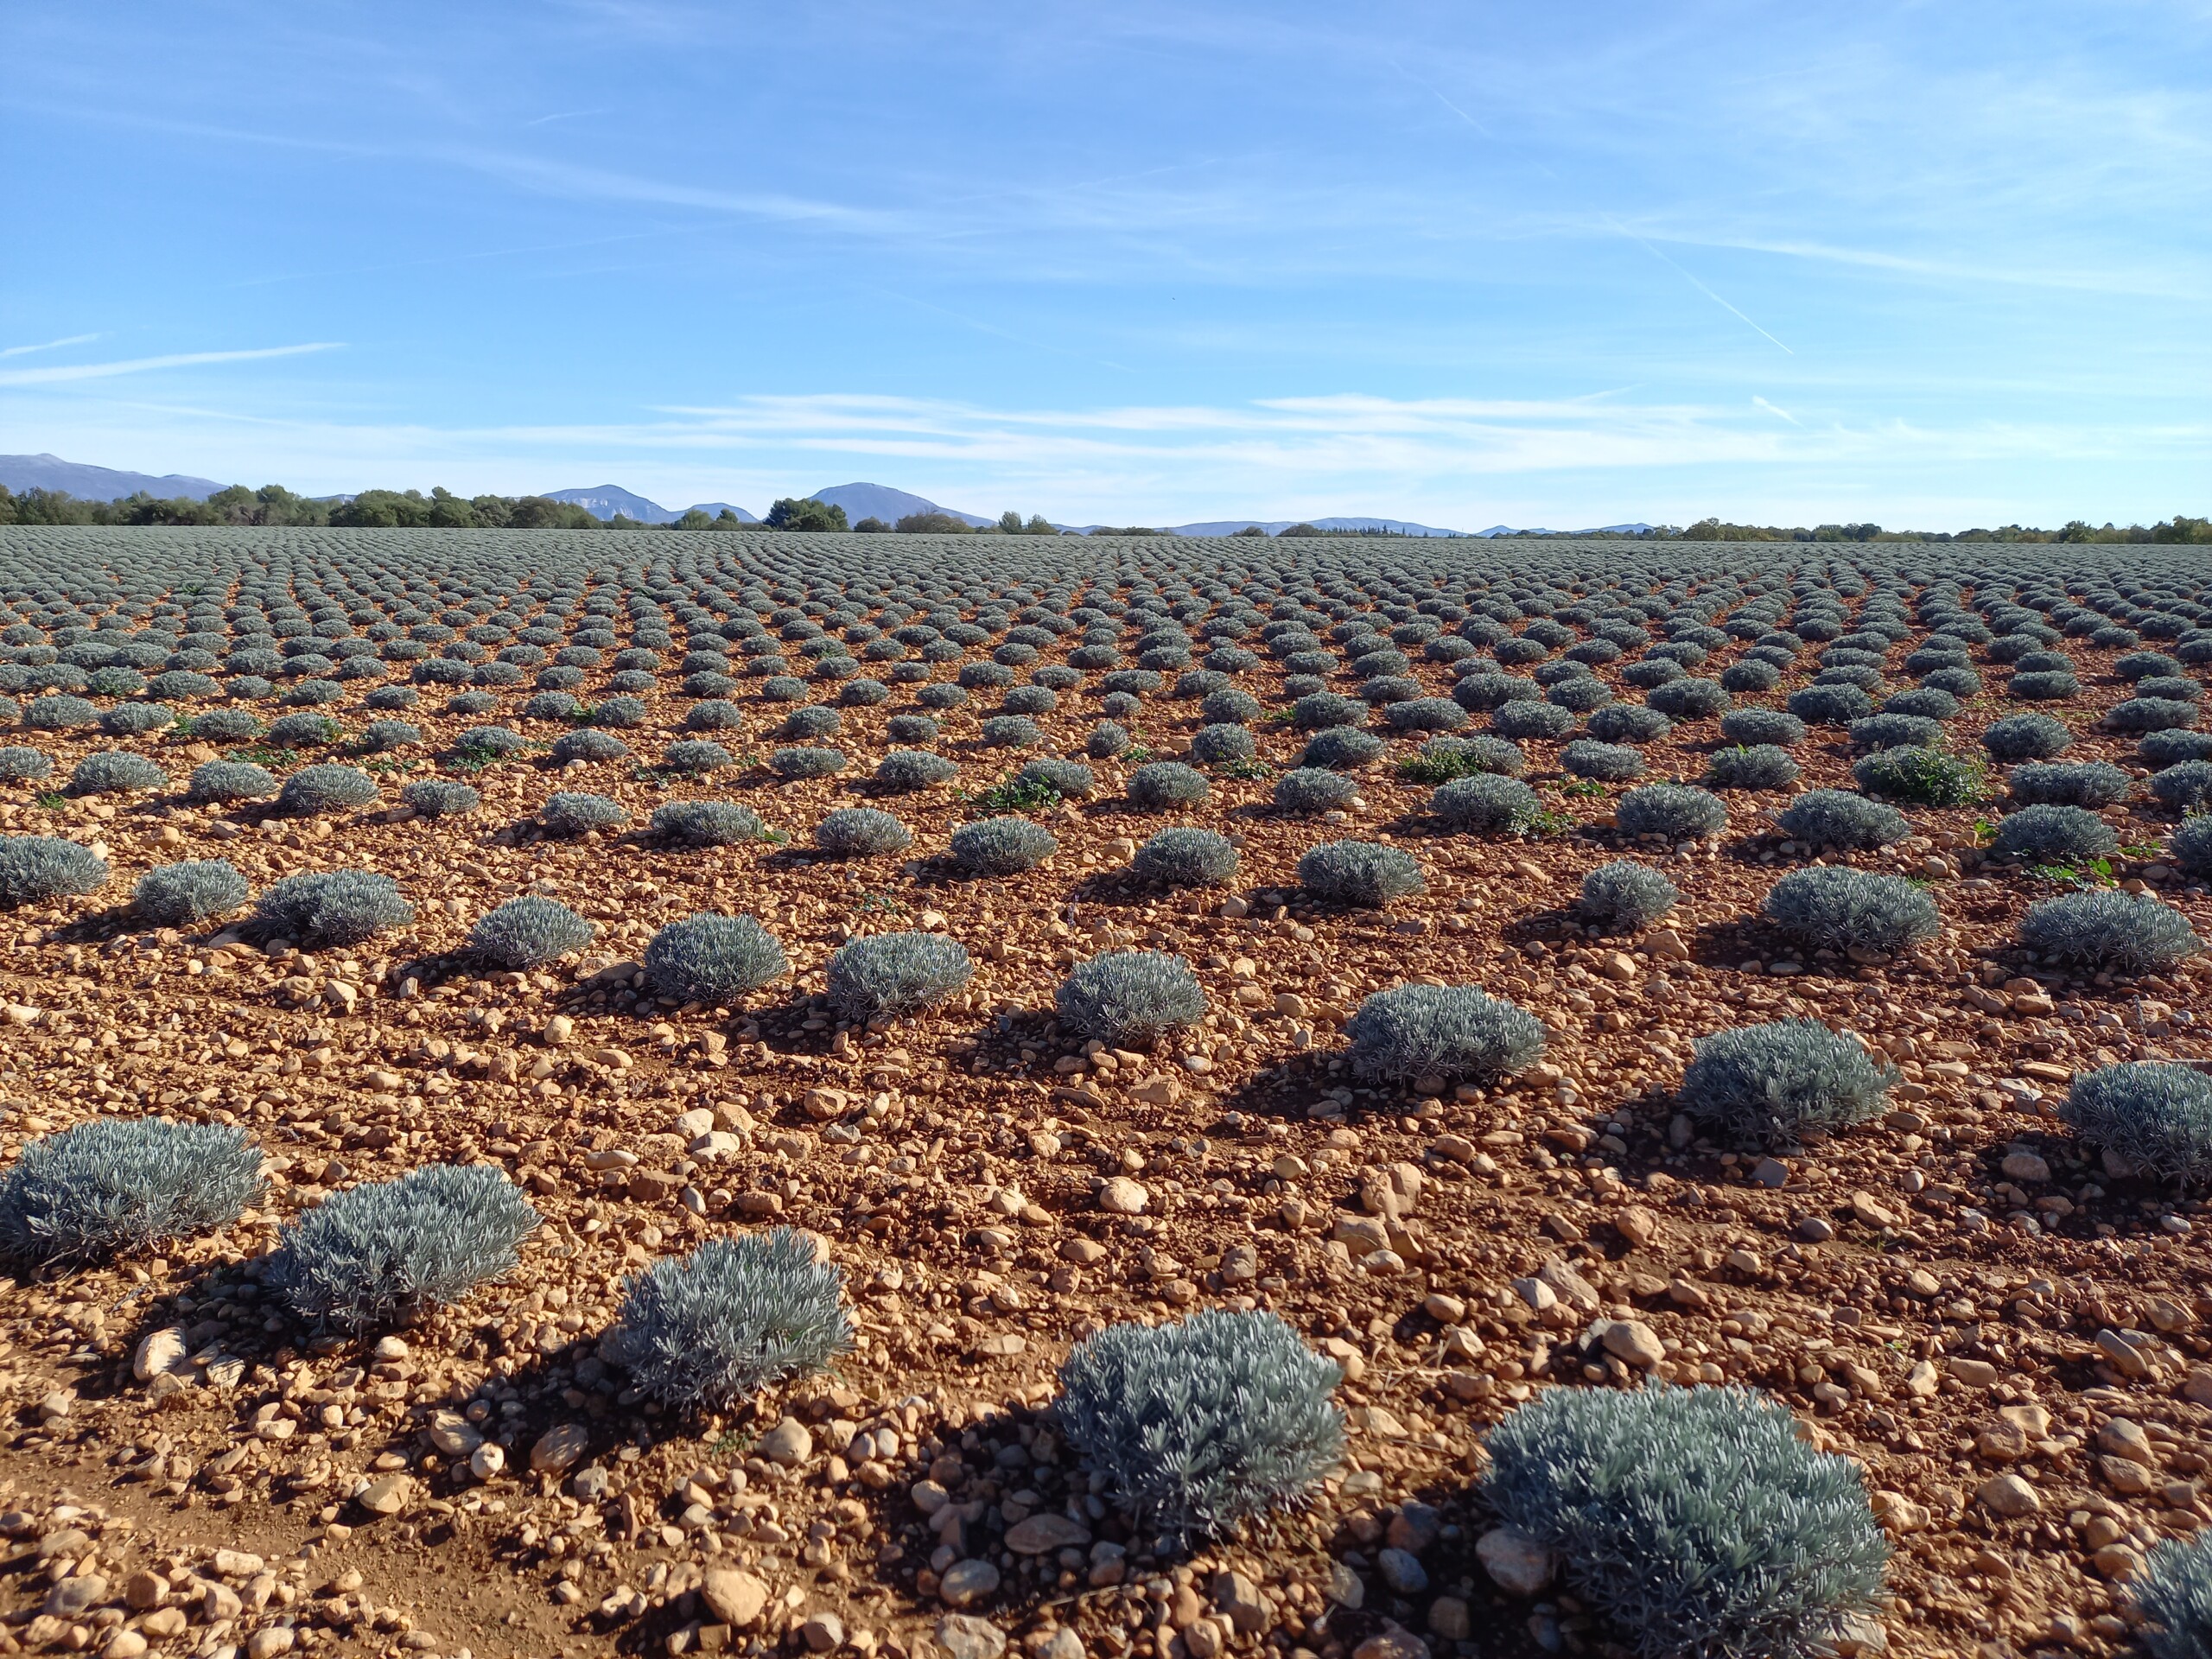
top-left (0, 453), bottom-right (226, 501)
top-left (1160, 516), bottom-right (1467, 537)
top-left (1473, 522), bottom-right (1657, 537)
top-left (543, 486), bottom-right (757, 524)
top-left (808, 482), bottom-right (991, 528)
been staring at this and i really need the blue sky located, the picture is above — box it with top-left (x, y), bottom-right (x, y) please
top-left (3, 0), bottom-right (2208, 530)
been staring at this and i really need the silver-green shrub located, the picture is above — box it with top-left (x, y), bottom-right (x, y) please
top-left (1056, 950), bottom-right (1206, 1045)
top-left (1484, 1382), bottom-right (1888, 1659)
top-left (470, 896), bottom-right (595, 969)
top-left (268, 1164), bottom-right (539, 1331)
top-left (551, 728), bottom-right (628, 763)
top-left (1273, 767), bottom-right (1357, 814)
top-left (2022, 890), bottom-right (2202, 974)
top-left (1299, 727), bottom-right (1383, 769)
top-left (1344, 983), bottom-right (1545, 1084)
top-left (874, 749), bottom-right (958, 791)
top-left (816, 807), bottom-right (912, 857)
top-left (1560, 740), bottom-right (1645, 781)
top-left (2137, 1532), bottom-right (2212, 1659)
top-left (643, 912), bottom-right (788, 1003)
top-left (0, 836), bottom-right (109, 908)
top-left (826, 931), bottom-right (973, 1020)
top-left (1297, 839), bottom-right (1424, 906)
top-left (2175, 817), bottom-right (2212, 880)
top-left (950, 815), bottom-right (1058, 874)
top-left (1707, 744), bottom-right (1800, 791)
top-left (1430, 772), bottom-right (1541, 832)
top-left (70, 751), bottom-right (167, 794)
top-left (1128, 761), bottom-right (1211, 809)
top-left (1719, 709), bottom-right (1805, 747)
top-left (1059, 1309), bottom-right (1342, 1548)
top-left (187, 760), bottom-right (277, 804)
top-left (1580, 860), bottom-right (1680, 931)
top-left (1680, 1020), bottom-right (1895, 1147)
top-left (401, 779), bottom-right (480, 817)
top-left (2007, 761), bottom-right (2131, 808)
top-left (652, 800), bottom-right (764, 845)
top-left (769, 745), bottom-right (848, 779)
top-left (1617, 783), bottom-right (1727, 840)
top-left (613, 1230), bottom-right (851, 1409)
top-left (0, 1119), bottom-right (261, 1266)
top-left (277, 763), bottom-right (379, 815)
top-left (1980, 712), bottom-right (2072, 760)
top-left (2064, 1063), bottom-right (2212, 1185)
top-left (1764, 867), bottom-right (1938, 956)
top-left (135, 859), bottom-right (248, 926)
top-left (540, 791), bottom-right (629, 835)
top-left (0, 747), bottom-right (52, 783)
top-left (1989, 803), bottom-right (2117, 862)
top-left (1133, 827), bottom-right (1239, 887)
top-left (255, 869), bottom-right (414, 944)
top-left (1774, 789), bottom-right (1908, 849)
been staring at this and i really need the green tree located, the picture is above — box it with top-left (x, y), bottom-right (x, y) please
top-left (766, 497), bottom-right (849, 531)
top-left (675, 509), bottom-right (714, 530)
top-left (895, 511), bottom-right (974, 533)
top-left (998, 510), bottom-right (1026, 534)
top-left (853, 516), bottom-right (891, 533)
top-left (428, 487), bottom-right (480, 529)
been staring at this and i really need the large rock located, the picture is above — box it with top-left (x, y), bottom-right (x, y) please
top-left (1976, 1473), bottom-right (2041, 1517)
top-left (1599, 1319), bottom-right (1666, 1370)
top-left (759, 1416), bottom-right (814, 1466)
top-left (1477, 1528), bottom-right (1555, 1596)
top-left (133, 1327), bottom-right (189, 1384)
top-left (530, 1422), bottom-right (591, 1473)
top-left (1351, 1627), bottom-right (1427, 1659)
top-left (701, 1568), bottom-right (768, 1629)
top-left (355, 1474), bottom-right (412, 1516)
top-left (935, 1615), bottom-right (1007, 1659)
top-left (940, 1559), bottom-right (1001, 1608)
top-left (1005, 1513), bottom-right (1091, 1555)
top-left (1096, 1177), bottom-right (1148, 1215)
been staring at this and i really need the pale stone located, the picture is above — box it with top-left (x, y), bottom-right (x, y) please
top-left (531, 1423), bottom-right (591, 1473)
top-left (800, 1612), bottom-right (845, 1653)
top-left (355, 1474), bottom-right (411, 1516)
top-left (934, 1616), bottom-right (1007, 1659)
top-left (468, 1442), bottom-right (505, 1481)
top-left (938, 1560), bottom-right (1001, 1608)
top-left (1601, 1319), bottom-right (1667, 1370)
top-left (701, 1569), bottom-right (768, 1629)
top-left (1096, 1177), bottom-right (1148, 1215)
top-left (245, 1630), bottom-right (296, 1659)
top-left (1352, 1626), bottom-right (1427, 1659)
top-left (427, 1412), bottom-right (483, 1457)
top-left (1478, 1528), bottom-right (1555, 1596)
top-left (1211, 1571), bottom-right (1270, 1634)
top-left (1976, 1473), bottom-right (2041, 1517)
top-left (2000, 1151), bottom-right (2051, 1184)
top-left (134, 1326), bottom-right (190, 1383)
top-left (2097, 1418), bottom-right (2158, 1467)
top-left (1427, 1598), bottom-right (1471, 1642)
top-left (1005, 1513), bottom-right (1090, 1555)
top-left (759, 1416), bottom-right (814, 1466)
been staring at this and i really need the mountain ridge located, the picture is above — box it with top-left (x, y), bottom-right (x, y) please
top-left (0, 453), bottom-right (226, 501)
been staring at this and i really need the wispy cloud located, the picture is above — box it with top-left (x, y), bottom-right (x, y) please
top-left (0, 344), bottom-right (342, 387)
top-left (0, 333), bottom-right (101, 359)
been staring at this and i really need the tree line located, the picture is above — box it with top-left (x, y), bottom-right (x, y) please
top-left (3, 482), bottom-right (2202, 543)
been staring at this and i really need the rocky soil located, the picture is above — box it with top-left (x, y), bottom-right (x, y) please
top-left (0, 556), bottom-right (2208, 1659)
